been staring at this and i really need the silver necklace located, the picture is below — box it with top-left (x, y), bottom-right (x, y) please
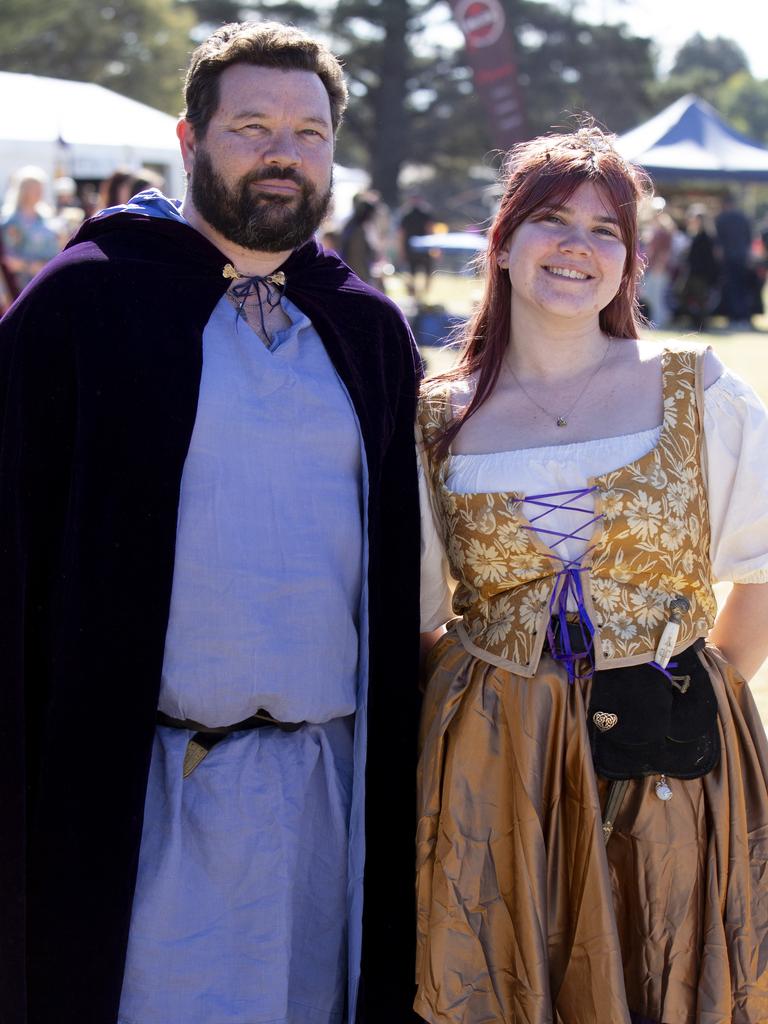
top-left (505, 340), bottom-right (612, 428)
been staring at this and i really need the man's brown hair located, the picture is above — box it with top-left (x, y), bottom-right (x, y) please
top-left (183, 21), bottom-right (349, 137)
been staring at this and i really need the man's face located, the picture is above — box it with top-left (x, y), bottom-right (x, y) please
top-left (183, 63), bottom-right (335, 252)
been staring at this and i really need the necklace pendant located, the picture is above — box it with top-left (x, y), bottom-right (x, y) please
top-left (556, 416), bottom-right (567, 428)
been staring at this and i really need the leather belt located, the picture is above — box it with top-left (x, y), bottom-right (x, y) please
top-left (157, 709), bottom-right (305, 734)
top-left (157, 709), bottom-right (306, 778)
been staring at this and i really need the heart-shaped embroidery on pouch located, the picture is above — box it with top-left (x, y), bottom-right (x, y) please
top-left (593, 711), bottom-right (618, 732)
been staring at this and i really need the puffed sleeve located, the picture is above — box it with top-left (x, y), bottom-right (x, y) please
top-left (418, 440), bottom-right (455, 630)
top-left (704, 368), bottom-right (768, 583)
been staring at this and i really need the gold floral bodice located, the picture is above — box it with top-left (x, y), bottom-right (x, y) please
top-left (418, 348), bottom-right (717, 676)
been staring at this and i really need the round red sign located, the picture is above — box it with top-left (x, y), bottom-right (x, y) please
top-left (454, 0), bottom-right (506, 49)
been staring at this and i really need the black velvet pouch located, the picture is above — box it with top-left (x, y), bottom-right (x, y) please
top-left (587, 639), bottom-right (720, 780)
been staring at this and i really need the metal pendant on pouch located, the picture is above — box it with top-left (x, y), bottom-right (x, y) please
top-left (654, 595), bottom-right (691, 669)
top-left (655, 774), bottom-right (673, 801)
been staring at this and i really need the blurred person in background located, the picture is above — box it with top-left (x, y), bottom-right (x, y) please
top-left (0, 165), bottom-right (60, 292)
top-left (0, 221), bottom-right (19, 312)
top-left (339, 190), bottom-right (384, 289)
top-left (399, 194), bottom-right (435, 303)
top-left (99, 169), bottom-right (135, 209)
top-left (99, 167), bottom-right (165, 212)
top-left (715, 190), bottom-right (754, 328)
top-left (676, 204), bottom-right (720, 331)
top-left (639, 198), bottom-right (675, 328)
top-left (51, 175), bottom-right (85, 247)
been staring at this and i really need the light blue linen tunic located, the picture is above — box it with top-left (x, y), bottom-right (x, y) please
top-left (116, 195), bottom-right (369, 1024)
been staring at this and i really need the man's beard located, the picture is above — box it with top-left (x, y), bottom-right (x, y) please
top-left (190, 147), bottom-right (332, 252)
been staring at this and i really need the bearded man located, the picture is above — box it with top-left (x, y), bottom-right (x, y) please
top-left (0, 22), bottom-right (421, 1024)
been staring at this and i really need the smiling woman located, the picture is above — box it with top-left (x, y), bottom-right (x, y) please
top-left (414, 123), bottom-right (768, 1023)
top-left (499, 181), bottom-right (627, 327)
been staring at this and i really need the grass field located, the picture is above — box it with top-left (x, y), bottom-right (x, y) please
top-left (396, 270), bottom-right (768, 729)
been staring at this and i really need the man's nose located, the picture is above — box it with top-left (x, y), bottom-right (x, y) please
top-left (262, 128), bottom-right (301, 167)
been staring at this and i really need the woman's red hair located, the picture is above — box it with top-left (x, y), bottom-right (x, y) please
top-left (428, 124), bottom-right (653, 459)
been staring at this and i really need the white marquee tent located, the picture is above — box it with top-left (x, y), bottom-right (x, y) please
top-left (0, 70), bottom-right (186, 199)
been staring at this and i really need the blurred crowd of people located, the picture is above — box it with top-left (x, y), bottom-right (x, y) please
top-left (639, 191), bottom-right (768, 331)
top-left (1, 165), bottom-right (439, 315)
top-left (0, 165), bottom-right (164, 313)
top-left (3, 163), bottom-right (767, 335)
top-left (323, 190), bottom-right (437, 302)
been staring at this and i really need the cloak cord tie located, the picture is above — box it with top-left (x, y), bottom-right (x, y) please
top-left (222, 263), bottom-right (286, 341)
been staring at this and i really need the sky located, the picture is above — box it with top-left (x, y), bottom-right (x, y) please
top-left (572, 0), bottom-right (768, 79)
top-left (428, 0), bottom-right (767, 80)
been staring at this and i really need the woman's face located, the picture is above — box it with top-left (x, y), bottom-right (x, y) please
top-left (497, 180), bottom-right (627, 325)
top-left (19, 178), bottom-right (43, 208)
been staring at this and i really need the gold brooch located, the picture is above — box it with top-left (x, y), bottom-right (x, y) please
top-left (222, 265), bottom-right (287, 288)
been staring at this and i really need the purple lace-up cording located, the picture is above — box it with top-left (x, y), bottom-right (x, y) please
top-left (517, 486), bottom-right (603, 683)
top-left (648, 659), bottom-right (678, 682)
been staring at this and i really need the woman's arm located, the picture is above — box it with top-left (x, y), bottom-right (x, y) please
top-left (708, 582), bottom-right (768, 681)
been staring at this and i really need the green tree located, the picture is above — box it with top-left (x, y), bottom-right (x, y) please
top-left (0, 0), bottom-right (661, 206)
top-left (510, 0), bottom-right (656, 136)
top-left (215, 0), bottom-right (657, 205)
top-left (650, 33), bottom-right (764, 138)
top-left (670, 32), bottom-right (750, 81)
top-left (0, 0), bottom-right (196, 114)
top-left (712, 71), bottom-right (768, 145)
top-left (226, 0), bottom-right (477, 206)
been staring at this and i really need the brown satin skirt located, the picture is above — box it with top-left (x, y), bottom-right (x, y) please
top-left (415, 631), bottom-right (768, 1024)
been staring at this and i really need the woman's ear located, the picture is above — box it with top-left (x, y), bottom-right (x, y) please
top-left (496, 248), bottom-right (509, 270)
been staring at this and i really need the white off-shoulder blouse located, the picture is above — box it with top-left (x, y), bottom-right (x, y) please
top-left (421, 369), bottom-right (768, 632)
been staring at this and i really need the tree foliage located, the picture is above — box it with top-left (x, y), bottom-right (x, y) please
top-left (670, 32), bottom-right (750, 81)
top-left (510, 0), bottom-right (656, 136)
top-left (0, 0), bottom-right (196, 114)
top-left (193, 0), bottom-right (658, 205)
top-left (1, 0), bottom-right (766, 208)
top-left (711, 72), bottom-right (768, 145)
top-left (651, 34), bottom-right (768, 146)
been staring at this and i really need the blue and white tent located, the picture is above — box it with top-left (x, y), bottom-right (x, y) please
top-left (615, 94), bottom-right (768, 182)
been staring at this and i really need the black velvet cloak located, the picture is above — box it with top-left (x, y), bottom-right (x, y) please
top-left (0, 212), bottom-right (422, 1024)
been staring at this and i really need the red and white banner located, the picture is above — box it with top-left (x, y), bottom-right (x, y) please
top-left (450, 0), bottom-right (528, 150)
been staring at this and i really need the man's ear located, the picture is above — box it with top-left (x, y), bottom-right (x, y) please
top-left (177, 118), bottom-right (197, 175)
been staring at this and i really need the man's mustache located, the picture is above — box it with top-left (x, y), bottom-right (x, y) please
top-left (246, 167), bottom-right (310, 189)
